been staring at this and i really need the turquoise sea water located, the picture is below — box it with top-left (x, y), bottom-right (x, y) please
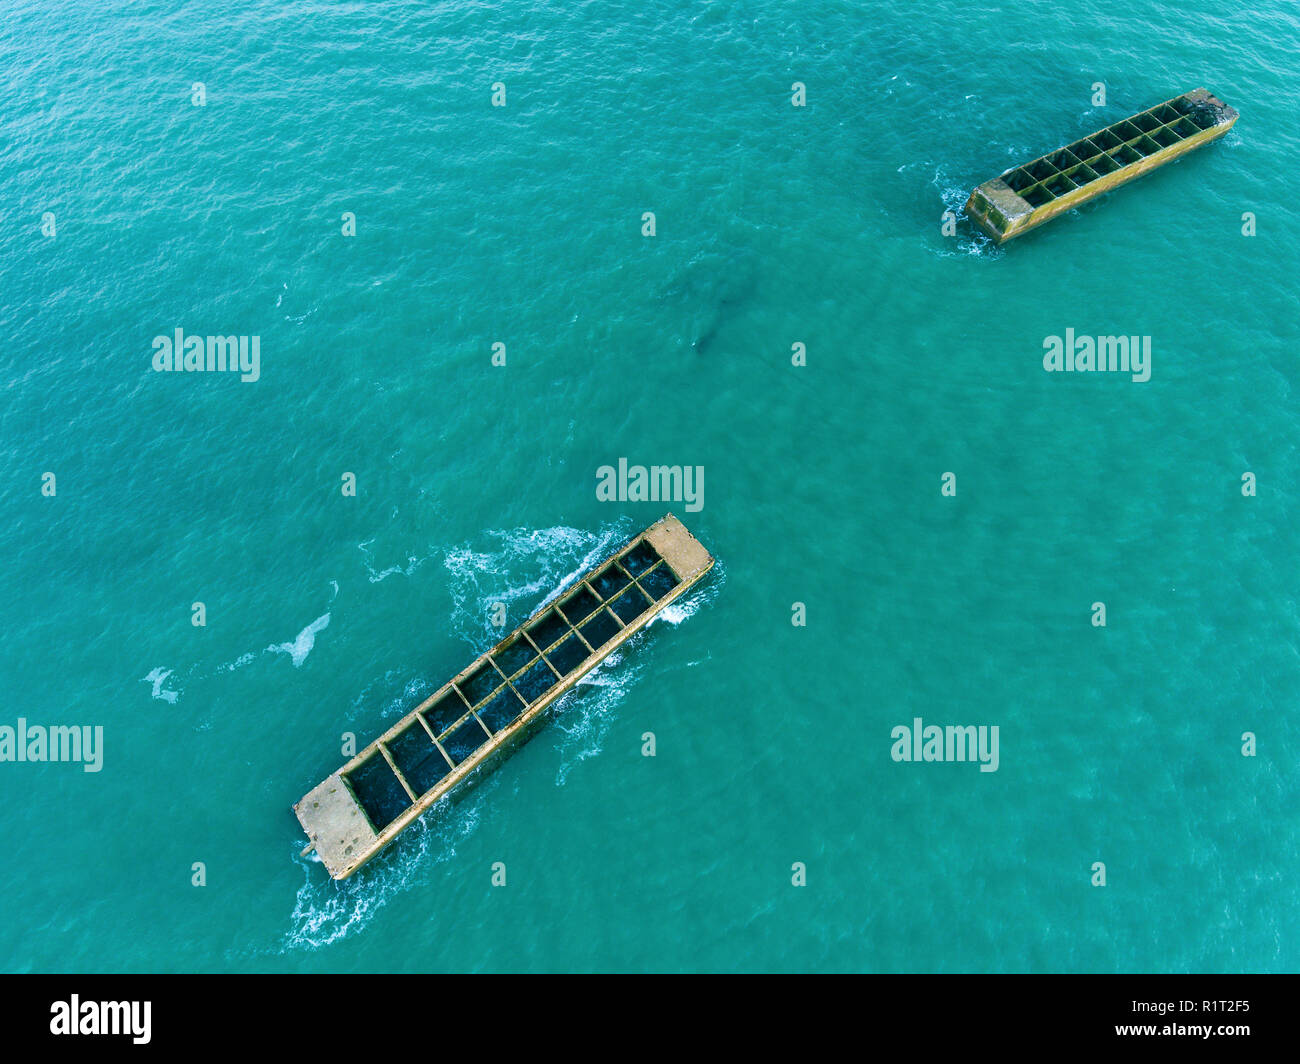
top-left (1, 0), bottom-right (1297, 972)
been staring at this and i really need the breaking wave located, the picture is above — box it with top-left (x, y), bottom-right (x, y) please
top-left (550, 561), bottom-right (724, 785)
top-left (443, 520), bottom-right (635, 653)
top-left (284, 795), bottom-right (486, 950)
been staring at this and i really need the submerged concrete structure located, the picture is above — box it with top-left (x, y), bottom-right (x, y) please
top-left (965, 89), bottom-right (1238, 244)
top-left (295, 514), bottom-right (714, 880)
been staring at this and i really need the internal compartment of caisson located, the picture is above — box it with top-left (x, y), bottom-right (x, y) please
top-left (344, 753), bottom-right (411, 832)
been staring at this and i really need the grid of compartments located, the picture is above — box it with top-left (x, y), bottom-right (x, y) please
top-left (997, 96), bottom-right (1221, 209)
top-left (342, 535), bottom-right (685, 831)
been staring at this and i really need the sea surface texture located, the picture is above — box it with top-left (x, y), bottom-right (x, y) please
top-left (0, 0), bottom-right (1296, 971)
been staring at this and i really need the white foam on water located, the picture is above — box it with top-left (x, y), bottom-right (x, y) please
top-left (550, 651), bottom-right (641, 786)
top-left (655, 558), bottom-right (726, 628)
top-left (881, 73), bottom-right (913, 98)
top-left (283, 789), bottom-right (487, 950)
top-left (216, 651), bottom-right (256, 674)
top-left (929, 165), bottom-right (1001, 259)
top-left (348, 668), bottom-right (437, 727)
top-left (549, 563), bottom-right (724, 785)
top-left (657, 590), bottom-right (706, 626)
top-left (402, 675), bottom-right (432, 701)
top-left (143, 582), bottom-right (342, 702)
top-left (142, 666), bottom-right (180, 704)
top-left (443, 520), bottom-right (633, 652)
top-left (268, 613), bottom-right (330, 668)
top-left (358, 537), bottom-right (435, 583)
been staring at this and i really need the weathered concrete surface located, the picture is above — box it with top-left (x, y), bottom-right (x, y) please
top-left (970, 178), bottom-right (1036, 236)
top-left (294, 774), bottom-right (379, 880)
top-left (294, 513), bottom-right (714, 880)
top-left (646, 513), bottom-right (712, 582)
top-left (965, 89), bottom-right (1238, 244)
